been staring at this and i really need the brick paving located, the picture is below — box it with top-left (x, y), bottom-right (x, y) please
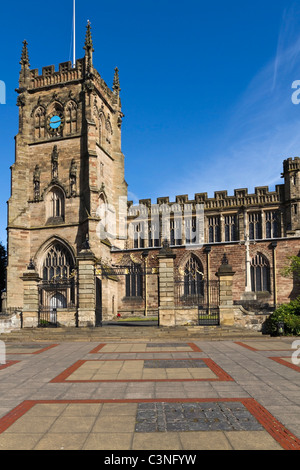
top-left (0, 335), bottom-right (299, 450)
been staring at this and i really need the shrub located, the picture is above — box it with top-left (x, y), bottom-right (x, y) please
top-left (268, 297), bottom-right (300, 336)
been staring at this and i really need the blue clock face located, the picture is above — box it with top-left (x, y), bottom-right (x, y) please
top-left (49, 115), bottom-right (62, 129)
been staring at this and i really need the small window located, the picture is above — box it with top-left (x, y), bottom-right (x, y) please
top-left (265, 211), bottom-right (279, 238)
top-left (208, 216), bottom-right (220, 243)
top-left (249, 213), bottom-right (262, 240)
top-left (170, 219), bottom-right (182, 246)
top-left (34, 107), bottom-right (46, 139)
top-left (65, 101), bottom-right (77, 134)
top-left (46, 187), bottom-right (65, 225)
top-left (224, 215), bottom-right (237, 242)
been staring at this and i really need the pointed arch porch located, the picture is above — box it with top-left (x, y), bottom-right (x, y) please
top-left (35, 237), bottom-right (78, 327)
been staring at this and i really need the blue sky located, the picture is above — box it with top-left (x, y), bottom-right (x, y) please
top-left (1, 0), bottom-right (300, 246)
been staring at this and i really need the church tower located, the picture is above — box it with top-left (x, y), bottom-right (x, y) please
top-left (6, 23), bottom-right (127, 325)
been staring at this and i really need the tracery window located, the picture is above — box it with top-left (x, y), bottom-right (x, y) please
top-left (185, 217), bottom-right (197, 244)
top-left (148, 222), bottom-right (160, 247)
top-left (34, 106), bottom-right (45, 139)
top-left (184, 256), bottom-right (204, 297)
top-left (42, 244), bottom-right (74, 282)
top-left (250, 253), bottom-right (270, 292)
top-left (51, 189), bottom-right (64, 219)
top-left (65, 101), bottom-right (77, 134)
top-left (170, 219), bottom-right (182, 246)
top-left (249, 213), bottom-right (262, 240)
top-left (98, 113), bottom-right (105, 147)
top-left (224, 215), bottom-right (237, 241)
top-left (265, 211), bottom-right (279, 239)
top-left (132, 223), bottom-right (145, 249)
top-left (46, 187), bottom-right (65, 224)
top-left (208, 216), bottom-right (220, 243)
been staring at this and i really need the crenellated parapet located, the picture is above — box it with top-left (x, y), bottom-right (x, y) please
top-left (128, 184), bottom-right (284, 213)
top-left (29, 59), bottom-right (85, 89)
top-left (282, 156), bottom-right (300, 173)
top-left (125, 159), bottom-right (300, 248)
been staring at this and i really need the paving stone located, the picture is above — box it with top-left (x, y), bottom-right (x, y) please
top-left (135, 402), bottom-right (264, 433)
top-left (144, 359), bottom-right (207, 368)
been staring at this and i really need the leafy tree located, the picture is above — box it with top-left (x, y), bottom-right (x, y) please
top-left (281, 255), bottom-right (300, 279)
top-left (268, 297), bottom-right (300, 336)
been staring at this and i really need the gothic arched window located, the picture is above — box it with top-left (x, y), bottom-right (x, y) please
top-left (46, 187), bottom-right (65, 224)
top-left (34, 106), bottom-right (46, 139)
top-left (65, 101), bottom-right (77, 134)
top-left (265, 211), bottom-right (279, 239)
top-left (249, 213), bottom-right (262, 240)
top-left (251, 253), bottom-right (270, 292)
top-left (184, 256), bottom-right (204, 296)
top-left (99, 113), bottom-right (105, 147)
top-left (42, 243), bottom-right (74, 282)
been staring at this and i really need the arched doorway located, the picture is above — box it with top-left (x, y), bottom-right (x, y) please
top-left (38, 241), bottom-right (76, 327)
top-left (175, 254), bottom-right (219, 325)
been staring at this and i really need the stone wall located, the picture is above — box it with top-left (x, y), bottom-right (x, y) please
top-left (234, 305), bottom-right (270, 332)
top-left (0, 313), bottom-right (22, 333)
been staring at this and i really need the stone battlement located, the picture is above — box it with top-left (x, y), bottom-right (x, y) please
top-left (28, 58), bottom-right (115, 102)
top-left (128, 158), bottom-right (300, 213)
top-left (29, 59), bottom-right (84, 89)
top-left (128, 184), bottom-right (284, 212)
top-left (283, 156), bottom-right (300, 173)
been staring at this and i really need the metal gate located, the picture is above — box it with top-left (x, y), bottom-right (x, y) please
top-left (38, 306), bottom-right (58, 327)
top-left (175, 279), bottom-right (220, 326)
top-left (38, 279), bottom-right (76, 328)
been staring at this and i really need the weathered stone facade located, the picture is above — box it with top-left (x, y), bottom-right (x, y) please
top-left (5, 25), bottom-right (300, 329)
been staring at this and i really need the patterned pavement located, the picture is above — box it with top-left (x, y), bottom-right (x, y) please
top-left (0, 336), bottom-right (299, 450)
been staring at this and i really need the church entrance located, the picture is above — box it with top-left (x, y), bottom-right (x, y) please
top-left (37, 241), bottom-right (77, 327)
top-left (38, 280), bottom-right (76, 327)
top-left (175, 278), bottom-right (220, 326)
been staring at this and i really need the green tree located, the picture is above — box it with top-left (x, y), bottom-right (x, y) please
top-left (281, 255), bottom-right (300, 279)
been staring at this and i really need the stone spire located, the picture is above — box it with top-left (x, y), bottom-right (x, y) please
top-left (113, 67), bottom-right (121, 95)
top-left (20, 40), bottom-right (30, 69)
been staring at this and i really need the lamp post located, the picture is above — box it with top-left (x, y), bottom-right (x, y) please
top-left (142, 250), bottom-right (149, 317)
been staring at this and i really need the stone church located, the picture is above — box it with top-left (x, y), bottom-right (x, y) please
top-left (5, 23), bottom-right (300, 329)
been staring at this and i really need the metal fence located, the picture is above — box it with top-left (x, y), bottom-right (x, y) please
top-left (175, 279), bottom-right (220, 325)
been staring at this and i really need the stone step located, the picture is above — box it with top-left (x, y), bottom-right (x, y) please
top-left (0, 325), bottom-right (267, 342)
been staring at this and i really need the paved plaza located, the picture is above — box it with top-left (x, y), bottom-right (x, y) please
top-left (0, 334), bottom-right (299, 451)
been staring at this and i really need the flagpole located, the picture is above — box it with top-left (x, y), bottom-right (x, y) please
top-left (73, 0), bottom-right (76, 68)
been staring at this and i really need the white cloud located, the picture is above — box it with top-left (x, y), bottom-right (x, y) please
top-left (157, 4), bottom-right (300, 200)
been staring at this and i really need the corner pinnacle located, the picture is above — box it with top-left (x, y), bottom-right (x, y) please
top-left (84, 20), bottom-right (94, 52)
top-left (20, 40), bottom-right (30, 68)
top-left (113, 67), bottom-right (121, 94)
